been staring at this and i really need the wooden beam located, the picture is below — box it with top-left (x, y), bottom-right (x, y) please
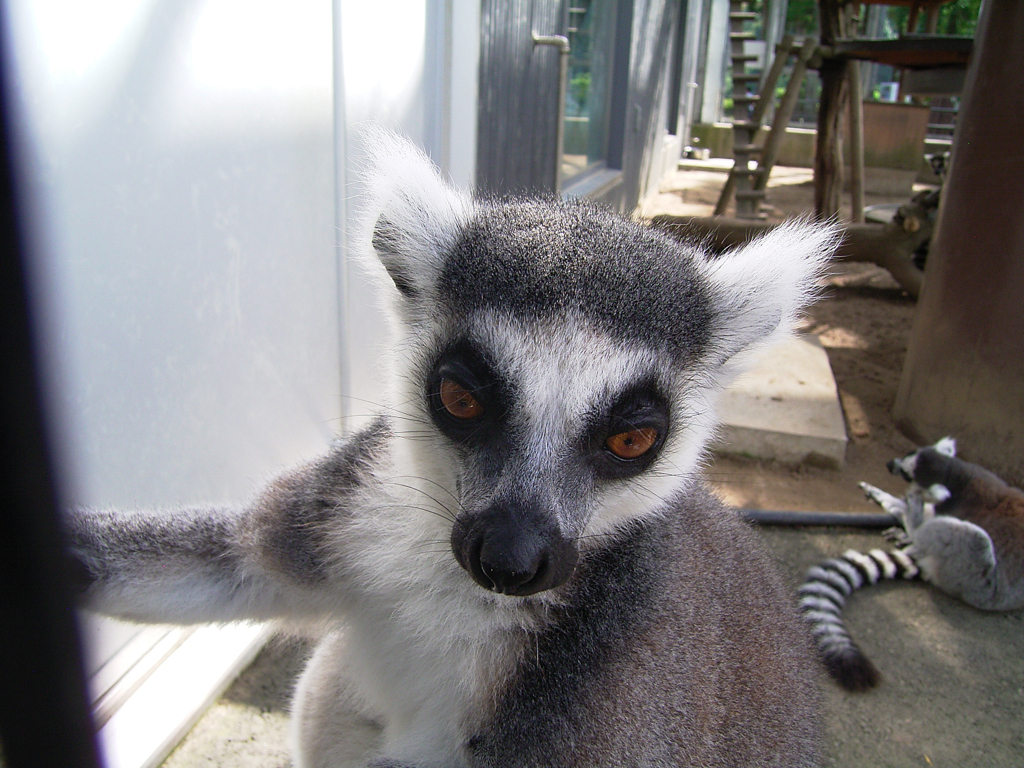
top-left (823, 37), bottom-right (973, 68)
top-left (649, 209), bottom-right (932, 299)
top-left (814, 0), bottom-right (847, 221)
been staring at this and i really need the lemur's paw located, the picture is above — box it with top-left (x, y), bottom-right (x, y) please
top-left (858, 482), bottom-right (907, 516)
top-left (859, 481), bottom-right (885, 501)
top-left (882, 527), bottom-right (912, 547)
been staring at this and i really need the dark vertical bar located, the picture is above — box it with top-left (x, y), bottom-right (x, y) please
top-left (604, 0), bottom-right (633, 171)
top-left (666, 0), bottom-right (687, 135)
top-left (0, 14), bottom-right (104, 768)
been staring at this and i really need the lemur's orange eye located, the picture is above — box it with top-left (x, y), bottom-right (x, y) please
top-left (439, 378), bottom-right (483, 420)
top-left (606, 428), bottom-right (658, 460)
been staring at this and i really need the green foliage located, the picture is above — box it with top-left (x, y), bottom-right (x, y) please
top-left (889, 0), bottom-right (982, 36)
top-left (785, 0), bottom-right (818, 36)
top-left (784, 0), bottom-right (981, 39)
top-left (569, 73), bottom-right (591, 114)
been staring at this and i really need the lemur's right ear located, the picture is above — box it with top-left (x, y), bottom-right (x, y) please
top-left (698, 219), bottom-right (841, 381)
top-left (359, 128), bottom-right (472, 304)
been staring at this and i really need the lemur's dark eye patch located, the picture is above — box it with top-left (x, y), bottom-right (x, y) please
top-left (589, 384), bottom-right (669, 478)
top-left (439, 378), bottom-right (484, 421)
top-left (427, 341), bottom-right (508, 444)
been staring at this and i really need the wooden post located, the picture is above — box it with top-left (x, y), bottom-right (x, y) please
top-left (813, 0), bottom-right (847, 220)
top-left (907, 4), bottom-right (921, 33)
top-left (814, 61), bottom-right (847, 220)
top-left (847, 59), bottom-right (865, 222)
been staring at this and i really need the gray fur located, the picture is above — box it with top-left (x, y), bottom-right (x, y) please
top-left (67, 132), bottom-right (840, 766)
top-left (802, 438), bottom-right (1024, 692)
top-left (437, 200), bottom-right (715, 364)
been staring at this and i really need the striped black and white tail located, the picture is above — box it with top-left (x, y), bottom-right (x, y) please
top-left (798, 548), bottom-right (921, 691)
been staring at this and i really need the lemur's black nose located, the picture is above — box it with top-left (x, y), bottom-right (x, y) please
top-left (451, 502), bottom-right (578, 596)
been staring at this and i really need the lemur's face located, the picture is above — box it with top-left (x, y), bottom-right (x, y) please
top-left (886, 452), bottom-right (918, 483)
top-left (365, 133), bottom-right (836, 598)
top-left (887, 437), bottom-right (957, 485)
top-left (402, 202), bottom-right (723, 597)
top-left (424, 318), bottom-right (680, 596)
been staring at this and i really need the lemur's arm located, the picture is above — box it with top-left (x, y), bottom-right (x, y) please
top-left (65, 417), bottom-right (391, 625)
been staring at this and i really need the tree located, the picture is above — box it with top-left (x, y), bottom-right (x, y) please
top-left (785, 0), bottom-right (819, 35)
top-left (888, 0), bottom-right (983, 35)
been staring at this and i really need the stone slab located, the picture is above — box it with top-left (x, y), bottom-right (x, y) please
top-left (714, 333), bottom-right (848, 467)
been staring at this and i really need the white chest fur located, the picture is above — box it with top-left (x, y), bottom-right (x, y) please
top-left (294, 524), bottom-right (535, 768)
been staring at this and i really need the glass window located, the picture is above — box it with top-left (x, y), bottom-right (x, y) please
top-left (562, 0), bottom-right (616, 183)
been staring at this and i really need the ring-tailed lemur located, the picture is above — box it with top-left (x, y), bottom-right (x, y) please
top-left (66, 131), bottom-right (840, 767)
top-left (800, 437), bottom-right (1024, 691)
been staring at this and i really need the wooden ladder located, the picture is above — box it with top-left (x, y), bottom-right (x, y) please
top-left (715, 5), bottom-right (818, 219)
top-left (721, 0), bottom-right (765, 219)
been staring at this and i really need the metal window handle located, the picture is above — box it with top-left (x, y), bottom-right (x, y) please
top-left (532, 33), bottom-right (570, 193)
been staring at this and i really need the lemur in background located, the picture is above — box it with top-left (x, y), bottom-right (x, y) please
top-left (67, 131), bottom-right (840, 767)
top-left (800, 437), bottom-right (1024, 692)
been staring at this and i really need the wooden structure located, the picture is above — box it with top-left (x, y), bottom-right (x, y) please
top-left (715, 34), bottom-right (819, 219)
top-left (717, 1), bottom-right (969, 224)
top-left (813, 0), bottom-right (969, 221)
top-left (675, 1), bottom-right (982, 299)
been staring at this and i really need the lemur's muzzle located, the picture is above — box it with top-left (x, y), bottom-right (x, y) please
top-left (451, 502), bottom-right (578, 596)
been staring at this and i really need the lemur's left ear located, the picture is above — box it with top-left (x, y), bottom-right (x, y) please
top-left (698, 219), bottom-right (841, 376)
top-left (359, 128), bottom-right (472, 303)
top-left (933, 436), bottom-right (957, 457)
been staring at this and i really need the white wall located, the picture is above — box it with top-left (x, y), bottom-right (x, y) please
top-left (3, 1), bottom-right (479, 765)
top-left (6, 0), bottom-right (481, 511)
top-left (333, 0), bottom-right (478, 430)
top-left (4, 3), bottom-right (340, 755)
top-left (7, 0), bottom-right (340, 509)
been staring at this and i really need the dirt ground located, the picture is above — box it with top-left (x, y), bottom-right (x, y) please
top-left (160, 168), bottom-right (1024, 767)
